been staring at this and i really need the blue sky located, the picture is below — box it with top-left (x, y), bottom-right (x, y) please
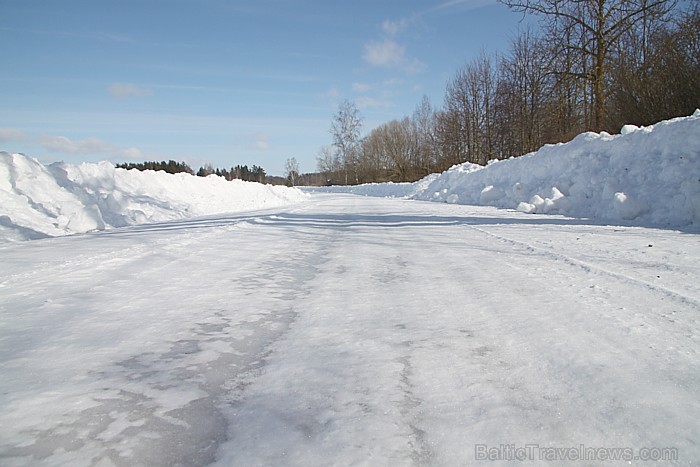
top-left (1, 0), bottom-right (529, 175)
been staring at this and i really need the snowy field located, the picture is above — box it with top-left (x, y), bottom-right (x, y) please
top-left (1, 194), bottom-right (699, 466)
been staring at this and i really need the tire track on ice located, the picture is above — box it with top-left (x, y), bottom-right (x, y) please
top-left (467, 224), bottom-right (700, 310)
top-left (0, 216), bottom-right (332, 466)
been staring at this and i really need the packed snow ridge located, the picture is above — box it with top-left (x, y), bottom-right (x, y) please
top-left (315, 111), bottom-right (700, 228)
top-left (303, 174), bottom-right (439, 199)
top-left (1, 112), bottom-right (698, 242)
top-left (416, 111), bottom-right (700, 227)
top-left (0, 155), bottom-right (308, 242)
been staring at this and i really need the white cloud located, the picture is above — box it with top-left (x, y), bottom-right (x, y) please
top-left (363, 39), bottom-right (405, 68)
top-left (249, 133), bottom-right (269, 151)
top-left (383, 78), bottom-right (405, 87)
top-left (319, 87), bottom-right (340, 100)
top-left (0, 128), bottom-right (29, 143)
top-left (382, 18), bottom-right (409, 37)
top-left (39, 134), bottom-right (115, 155)
top-left (352, 82), bottom-right (372, 93)
top-left (119, 147), bottom-right (144, 160)
top-left (421, 0), bottom-right (495, 15)
top-left (108, 83), bottom-right (154, 100)
top-left (356, 96), bottom-right (393, 110)
top-left (2, 128), bottom-right (146, 160)
top-left (363, 16), bottom-right (426, 74)
top-left (37, 133), bottom-right (147, 160)
top-left (363, 38), bottom-right (425, 74)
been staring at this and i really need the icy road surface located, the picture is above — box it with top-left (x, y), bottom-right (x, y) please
top-left (1, 194), bottom-right (699, 466)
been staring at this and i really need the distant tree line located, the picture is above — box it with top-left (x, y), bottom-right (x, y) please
top-left (283, 157), bottom-right (325, 187)
top-left (267, 172), bottom-right (327, 186)
top-left (117, 160), bottom-right (267, 183)
top-left (116, 160), bottom-right (194, 174)
top-left (319, 1), bottom-right (698, 185)
top-left (195, 163), bottom-right (267, 183)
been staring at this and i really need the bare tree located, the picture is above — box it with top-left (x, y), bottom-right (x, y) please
top-left (285, 157), bottom-right (300, 187)
top-left (440, 51), bottom-right (500, 165)
top-left (330, 100), bottom-right (363, 184)
top-left (317, 145), bottom-right (337, 171)
top-left (473, 52), bottom-right (499, 164)
top-left (609, 5), bottom-right (699, 126)
top-left (196, 163), bottom-right (214, 177)
top-left (441, 68), bottom-right (471, 165)
top-left (497, 30), bottom-right (553, 157)
top-left (412, 95), bottom-right (439, 175)
top-left (363, 118), bottom-right (421, 181)
top-left (499, 0), bottom-right (677, 131)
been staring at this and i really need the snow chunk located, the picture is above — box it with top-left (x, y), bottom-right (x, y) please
top-left (517, 202), bottom-right (536, 214)
top-left (621, 124), bottom-right (639, 135)
top-left (480, 185), bottom-right (503, 204)
top-left (613, 192), bottom-right (647, 220)
top-left (530, 195), bottom-right (545, 212)
top-left (543, 187), bottom-right (568, 213)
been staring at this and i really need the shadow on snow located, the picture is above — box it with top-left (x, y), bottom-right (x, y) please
top-left (91, 208), bottom-right (700, 238)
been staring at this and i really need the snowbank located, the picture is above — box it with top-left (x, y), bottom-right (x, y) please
top-left (2, 113), bottom-right (697, 241)
top-left (303, 173), bottom-right (439, 198)
top-left (0, 153), bottom-right (308, 242)
top-left (306, 112), bottom-right (700, 227)
top-left (413, 111), bottom-right (700, 227)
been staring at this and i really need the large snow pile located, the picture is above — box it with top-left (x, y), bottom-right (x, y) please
top-left (0, 153), bottom-right (308, 242)
top-left (413, 111), bottom-right (700, 227)
top-left (304, 173), bottom-right (439, 198)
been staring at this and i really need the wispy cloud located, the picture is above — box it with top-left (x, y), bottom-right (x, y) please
top-left (119, 147), bottom-right (144, 159)
top-left (383, 78), bottom-right (405, 87)
top-left (38, 134), bottom-right (144, 160)
top-left (421, 0), bottom-right (496, 16)
top-left (94, 32), bottom-right (132, 43)
top-left (318, 87), bottom-right (340, 100)
top-left (0, 26), bottom-right (132, 43)
top-left (351, 79), bottom-right (406, 110)
top-left (108, 83), bottom-right (154, 100)
top-left (363, 38), bottom-right (425, 74)
top-left (39, 134), bottom-right (114, 155)
top-left (352, 82), bottom-right (372, 93)
top-left (381, 18), bottom-right (410, 36)
top-left (248, 133), bottom-right (269, 151)
top-left (356, 96), bottom-right (393, 110)
top-left (362, 16), bottom-right (425, 74)
top-left (0, 128), bottom-right (29, 143)
top-left (363, 39), bottom-right (404, 67)
top-left (1, 126), bottom-right (141, 158)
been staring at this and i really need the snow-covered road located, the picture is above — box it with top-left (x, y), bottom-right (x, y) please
top-left (1, 194), bottom-right (699, 466)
